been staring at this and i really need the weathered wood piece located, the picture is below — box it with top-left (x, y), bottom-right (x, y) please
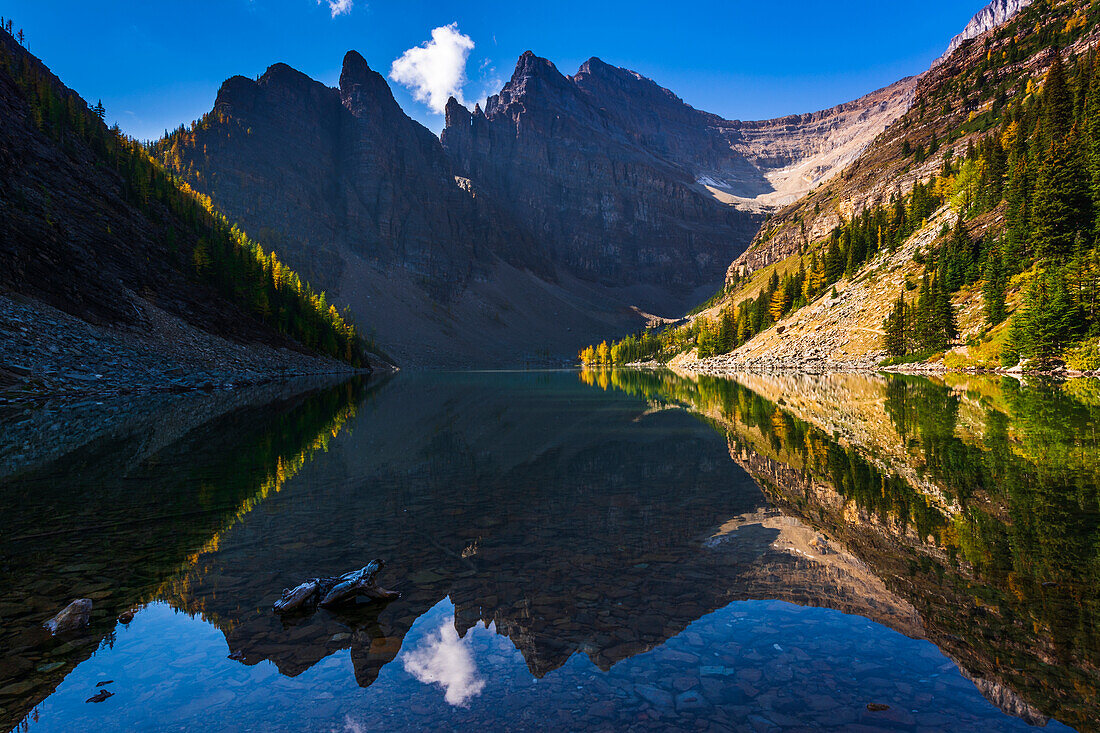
top-left (273, 559), bottom-right (399, 614)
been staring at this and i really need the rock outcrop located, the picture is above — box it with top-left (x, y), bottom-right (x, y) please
top-left (43, 599), bottom-right (92, 634)
top-left (934, 0), bottom-right (1034, 67)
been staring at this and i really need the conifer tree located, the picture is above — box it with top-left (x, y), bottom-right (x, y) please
top-left (914, 275), bottom-right (936, 349)
top-left (1041, 49), bottom-right (1073, 149)
top-left (935, 277), bottom-right (959, 347)
top-left (982, 238), bottom-right (1007, 325)
top-left (1032, 128), bottom-right (1091, 259)
top-left (883, 294), bottom-right (909, 356)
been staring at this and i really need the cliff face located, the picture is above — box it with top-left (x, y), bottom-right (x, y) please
top-left (168, 53), bottom-right (760, 367)
top-left (711, 78), bottom-right (917, 209)
top-left (443, 51), bottom-right (763, 292)
top-left (442, 52), bottom-right (912, 287)
top-left (171, 52), bottom-right (533, 292)
top-left (165, 48), bottom-right (919, 366)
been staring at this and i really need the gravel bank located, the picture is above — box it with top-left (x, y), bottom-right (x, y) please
top-left (0, 293), bottom-right (365, 401)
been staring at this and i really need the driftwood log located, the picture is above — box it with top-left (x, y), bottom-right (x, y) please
top-left (273, 559), bottom-right (399, 614)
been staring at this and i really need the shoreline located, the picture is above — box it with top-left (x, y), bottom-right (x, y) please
top-left (0, 292), bottom-right (394, 403)
top-left (612, 358), bottom-right (1100, 380)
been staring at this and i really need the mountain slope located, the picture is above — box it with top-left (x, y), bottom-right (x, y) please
top-left (595, 0), bottom-right (1100, 373)
top-left (0, 28), bottom-right (375, 396)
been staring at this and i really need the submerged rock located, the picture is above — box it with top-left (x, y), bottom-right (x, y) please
top-left (43, 598), bottom-right (92, 635)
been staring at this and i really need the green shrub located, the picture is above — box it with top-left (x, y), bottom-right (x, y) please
top-left (1065, 339), bottom-right (1100, 371)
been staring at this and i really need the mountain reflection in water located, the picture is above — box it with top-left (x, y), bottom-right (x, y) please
top-left (1, 370), bottom-right (1093, 731)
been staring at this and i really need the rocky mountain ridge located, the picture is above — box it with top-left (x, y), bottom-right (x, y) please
top-left (935, 0), bottom-right (1034, 66)
top-left (162, 45), bottom-right (922, 366)
top-left (723, 0), bottom-right (1042, 289)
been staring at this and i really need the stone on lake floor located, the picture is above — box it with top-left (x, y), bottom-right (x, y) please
top-left (634, 683), bottom-right (674, 708)
top-left (675, 689), bottom-right (708, 711)
top-left (43, 598), bottom-right (92, 634)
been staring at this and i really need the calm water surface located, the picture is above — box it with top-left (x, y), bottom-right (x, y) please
top-left (0, 370), bottom-right (1096, 731)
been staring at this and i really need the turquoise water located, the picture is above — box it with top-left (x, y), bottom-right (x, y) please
top-left (1, 371), bottom-right (1092, 731)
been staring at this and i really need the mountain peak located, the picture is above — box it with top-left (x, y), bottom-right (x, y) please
top-left (572, 56), bottom-right (688, 110)
top-left (445, 96), bottom-right (471, 127)
top-left (341, 50), bottom-right (370, 76)
top-left (934, 0), bottom-right (1032, 66)
top-left (481, 51), bottom-right (573, 116)
top-left (576, 56), bottom-right (612, 76)
top-left (511, 50), bottom-right (560, 80)
top-left (216, 64), bottom-right (317, 114)
top-left (339, 49), bottom-right (379, 88)
top-left (258, 62), bottom-right (316, 89)
top-left (339, 50), bottom-right (398, 110)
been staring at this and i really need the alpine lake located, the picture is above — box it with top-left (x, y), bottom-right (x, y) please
top-left (1, 369), bottom-right (1097, 732)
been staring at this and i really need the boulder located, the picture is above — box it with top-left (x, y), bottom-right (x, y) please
top-left (44, 598), bottom-right (93, 634)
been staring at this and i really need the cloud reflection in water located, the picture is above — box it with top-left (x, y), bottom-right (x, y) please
top-left (401, 612), bottom-right (487, 706)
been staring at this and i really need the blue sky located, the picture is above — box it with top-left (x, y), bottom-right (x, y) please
top-left (3, 0), bottom-right (983, 140)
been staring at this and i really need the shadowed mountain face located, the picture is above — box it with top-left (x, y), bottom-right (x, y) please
top-left (444, 53), bottom-right (914, 223)
top-left (179, 52), bottom-right (535, 291)
top-left (161, 52), bottom-right (728, 368)
top-left (160, 49), bottom-right (913, 366)
top-left (442, 53), bottom-right (761, 291)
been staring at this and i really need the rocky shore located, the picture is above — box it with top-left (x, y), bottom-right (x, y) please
top-left (669, 353), bottom-right (1099, 379)
top-left (672, 353), bottom-right (882, 376)
top-left (0, 293), bottom-right (373, 402)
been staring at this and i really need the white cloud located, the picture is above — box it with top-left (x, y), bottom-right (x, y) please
top-left (401, 617), bottom-right (485, 706)
top-left (389, 23), bottom-right (475, 114)
top-left (318, 0), bottom-right (352, 18)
